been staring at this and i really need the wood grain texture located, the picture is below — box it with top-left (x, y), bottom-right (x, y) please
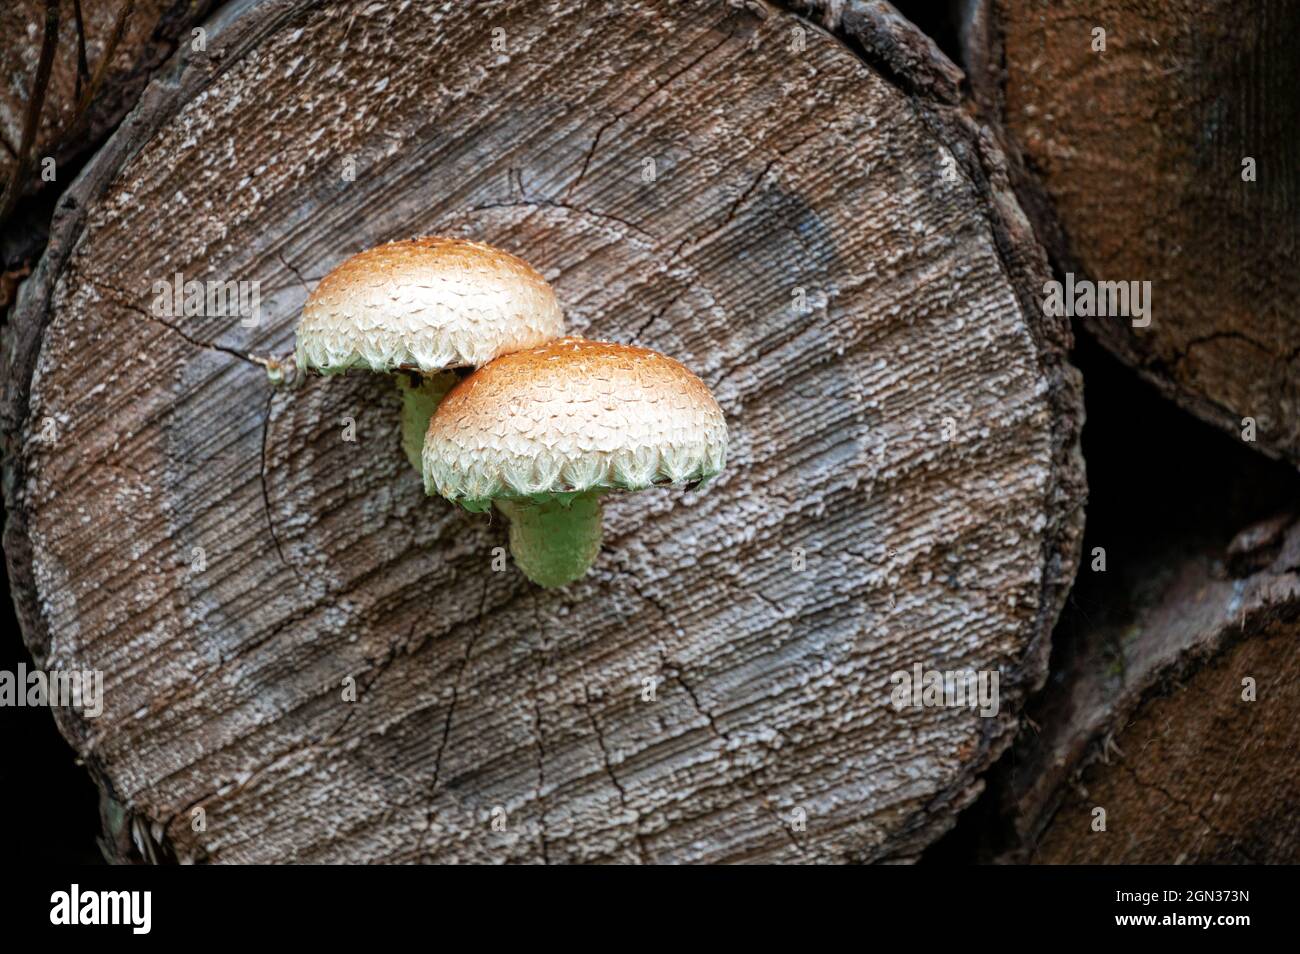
top-left (1003, 514), bottom-right (1300, 863)
top-left (2, 0), bottom-right (1083, 863)
top-left (972, 0), bottom-right (1300, 465)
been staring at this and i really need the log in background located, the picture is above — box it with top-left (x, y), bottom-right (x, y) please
top-left (1, 0), bottom-right (1294, 865)
top-left (967, 0), bottom-right (1299, 463)
top-left (956, 0), bottom-right (1300, 863)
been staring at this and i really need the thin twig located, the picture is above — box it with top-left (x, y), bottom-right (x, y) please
top-left (0, 0), bottom-right (62, 226)
top-left (74, 0), bottom-right (135, 119)
top-left (72, 0), bottom-right (90, 103)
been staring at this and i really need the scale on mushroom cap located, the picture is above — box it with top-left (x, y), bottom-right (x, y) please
top-left (296, 238), bottom-right (727, 587)
top-left (424, 336), bottom-right (728, 587)
top-left (294, 236), bottom-right (565, 469)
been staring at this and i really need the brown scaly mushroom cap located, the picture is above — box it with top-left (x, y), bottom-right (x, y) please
top-left (423, 337), bottom-right (727, 508)
top-left (295, 237), bottom-right (564, 375)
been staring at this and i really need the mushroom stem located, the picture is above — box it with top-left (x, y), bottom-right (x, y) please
top-left (495, 492), bottom-right (605, 588)
top-left (397, 371), bottom-right (457, 473)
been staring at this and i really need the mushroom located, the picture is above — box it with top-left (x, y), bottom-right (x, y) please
top-left (423, 337), bottom-right (728, 587)
top-left (294, 237), bottom-right (565, 470)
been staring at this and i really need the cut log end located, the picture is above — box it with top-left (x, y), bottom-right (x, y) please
top-left (973, 0), bottom-right (1300, 466)
top-left (3, 0), bottom-right (1084, 863)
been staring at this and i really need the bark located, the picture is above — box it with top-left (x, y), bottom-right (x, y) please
top-left (967, 0), bottom-right (1300, 466)
top-left (0, 0), bottom-right (214, 198)
top-left (0, 0), bottom-right (216, 313)
top-left (1, 0), bottom-right (1083, 863)
top-left (1001, 513), bottom-right (1300, 863)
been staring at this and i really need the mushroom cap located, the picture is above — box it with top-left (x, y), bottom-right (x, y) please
top-left (295, 237), bottom-right (564, 374)
top-left (424, 337), bottom-right (728, 504)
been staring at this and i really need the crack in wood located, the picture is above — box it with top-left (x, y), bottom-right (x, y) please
top-left (563, 21), bottom-right (740, 201)
top-left (258, 389), bottom-right (308, 586)
top-left (529, 593), bottom-right (551, 864)
top-left (422, 576), bottom-right (490, 855)
top-left (578, 682), bottom-right (653, 864)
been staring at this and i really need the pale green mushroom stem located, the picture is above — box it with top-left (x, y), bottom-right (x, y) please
top-left (495, 491), bottom-right (605, 588)
top-left (397, 371), bottom-right (458, 472)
